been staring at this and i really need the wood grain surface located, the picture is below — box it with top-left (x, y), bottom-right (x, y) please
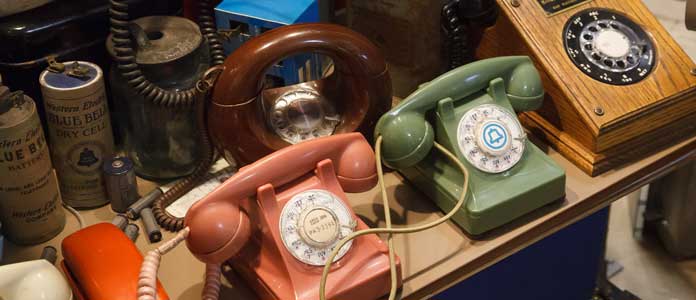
top-left (477, 0), bottom-right (696, 175)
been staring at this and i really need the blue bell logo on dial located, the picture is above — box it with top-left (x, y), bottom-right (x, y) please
top-left (457, 104), bottom-right (526, 173)
top-left (481, 122), bottom-right (508, 152)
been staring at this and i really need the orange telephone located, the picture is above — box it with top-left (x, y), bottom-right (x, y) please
top-left (61, 223), bottom-right (169, 300)
top-left (139, 133), bottom-right (401, 300)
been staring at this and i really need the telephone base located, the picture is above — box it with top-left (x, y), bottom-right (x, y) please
top-left (400, 141), bottom-right (565, 236)
top-left (227, 158), bottom-right (401, 300)
top-left (520, 112), bottom-right (696, 177)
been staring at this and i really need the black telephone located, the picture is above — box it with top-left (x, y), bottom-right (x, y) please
top-left (441, 0), bottom-right (498, 70)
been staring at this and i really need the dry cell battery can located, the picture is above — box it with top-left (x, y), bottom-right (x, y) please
top-left (103, 156), bottom-right (139, 213)
top-left (0, 85), bottom-right (65, 244)
top-left (39, 61), bottom-right (115, 208)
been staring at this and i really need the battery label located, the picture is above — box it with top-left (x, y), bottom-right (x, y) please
top-left (44, 92), bottom-right (113, 207)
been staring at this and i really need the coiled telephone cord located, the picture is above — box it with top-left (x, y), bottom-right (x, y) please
top-left (442, 0), bottom-right (472, 70)
top-left (150, 72), bottom-right (220, 232)
top-left (319, 137), bottom-right (470, 300)
top-left (109, 0), bottom-right (224, 107)
top-left (110, 0), bottom-right (223, 232)
top-left (137, 227), bottom-right (222, 300)
top-left (441, 0), bottom-right (498, 70)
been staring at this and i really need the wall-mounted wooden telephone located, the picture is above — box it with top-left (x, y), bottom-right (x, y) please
top-left (177, 133), bottom-right (399, 300)
top-left (475, 0), bottom-right (696, 176)
top-left (375, 56), bottom-right (566, 236)
top-left (209, 23), bottom-right (392, 165)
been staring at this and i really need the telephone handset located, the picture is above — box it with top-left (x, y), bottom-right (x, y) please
top-left (183, 133), bottom-right (399, 300)
top-left (209, 23), bottom-right (392, 165)
top-left (441, 0), bottom-right (498, 69)
top-left (376, 56), bottom-right (566, 235)
top-left (376, 56), bottom-right (544, 169)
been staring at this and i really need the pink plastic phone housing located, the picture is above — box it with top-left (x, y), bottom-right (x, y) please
top-left (185, 133), bottom-right (402, 300)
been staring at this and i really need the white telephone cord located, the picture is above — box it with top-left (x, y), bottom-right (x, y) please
top-left (136, 137), bottom-right (469, 300)
top-left (62, 203), bottom-right (85, 229)
top-left (319, 137), bottom-right (470, 300)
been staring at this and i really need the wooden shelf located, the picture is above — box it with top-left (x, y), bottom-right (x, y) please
top-left (3, 136), bottom-right (695, 300)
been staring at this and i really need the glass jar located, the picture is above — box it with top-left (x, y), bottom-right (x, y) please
top-left (108, 16), bottom-right (210, 179)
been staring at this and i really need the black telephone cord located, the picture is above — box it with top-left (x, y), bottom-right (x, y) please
top-left (110, 0), bottom-right (222, 231)
top-left (441, 0), bottom-right (499, 70)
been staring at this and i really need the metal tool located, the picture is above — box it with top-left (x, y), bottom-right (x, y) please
top-left (124, 223), bottom-right (140, 242)
top-left (126, 187), bottom-right (164, 219)
top-left (110, 214), bottom-right (129, 231)
top-left (140, 208), bottom-right (162, 243)
top-left (40, 246), bottom-right (58, 264)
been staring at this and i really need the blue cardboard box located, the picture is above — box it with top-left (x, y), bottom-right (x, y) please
top-left (215, 0), bottom-right (331, 85)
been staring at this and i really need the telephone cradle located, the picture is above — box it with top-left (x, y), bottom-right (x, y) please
top-left (185, 133), bottom-right (401, 300)
top-left (377, 56), bottom-right (566, 236)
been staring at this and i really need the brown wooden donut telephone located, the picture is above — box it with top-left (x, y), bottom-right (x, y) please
top-left (209, 23), bottom-right (392, 165)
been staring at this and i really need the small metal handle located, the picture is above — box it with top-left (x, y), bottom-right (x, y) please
top-left (218, 26), bottom-right (243, 42)
top-left (0, 90), bottom-right (25, 114)
top-left (196, 65), bottom-right (225, 93)
top-left (66, 62), bottom-right (90, 80)
top-left (47, 56), bottom-right (65, 73)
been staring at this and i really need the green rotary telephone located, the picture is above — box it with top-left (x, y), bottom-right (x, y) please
top-left (375, 56), bottom-right (566, 235)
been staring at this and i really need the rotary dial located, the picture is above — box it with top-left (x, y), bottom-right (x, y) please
top-left (457, 104), bottom-right (526, 173)
top-left (270, 89), bottom-right (340, 144)
top-left (279, 189), bottom-right (357, 266)
top-left (563, 8), bottom-right (655, 85)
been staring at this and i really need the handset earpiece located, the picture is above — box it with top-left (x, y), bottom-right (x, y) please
top-left (503, 59), bottom-right (544, 112)
top-left (377, 112), bottom-right (435, 170)
top-left (185, 200), bottom-right (252, 264)
top-left (333, 135), bottom-right (379, 193)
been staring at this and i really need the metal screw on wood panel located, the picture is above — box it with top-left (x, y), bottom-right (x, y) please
top-left (510, 0), bottom-right (521, 7)
top-left (691, 68), bottom-right (696, 76)
top-left (594, 107), bottom-right (605, 116)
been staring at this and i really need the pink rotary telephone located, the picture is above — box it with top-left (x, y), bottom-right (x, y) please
top-left (184, 133), bottom-right (401, 300)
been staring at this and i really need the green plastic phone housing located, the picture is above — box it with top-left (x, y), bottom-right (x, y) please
top-left (378, 56), bottom-right (566, 235)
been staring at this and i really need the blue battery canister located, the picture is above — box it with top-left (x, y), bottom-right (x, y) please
top-left (103, 156), bottom-right (139, 213)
